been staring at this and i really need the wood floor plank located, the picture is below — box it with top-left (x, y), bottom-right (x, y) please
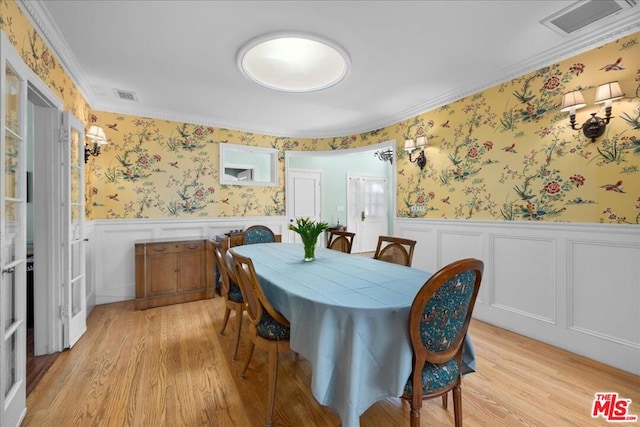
top-left (24, 298), bottom-right (639, 426)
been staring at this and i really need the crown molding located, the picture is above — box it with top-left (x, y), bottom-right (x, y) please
top-left (17, 0), bottom-right (99, 104)
top-left (376, 10), bottom-right (640, 137)
top-left (17, 1), bottom-right (640, 139)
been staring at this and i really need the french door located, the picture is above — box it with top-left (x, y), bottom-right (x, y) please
top-left (347, 174), bottom-right (388, 253)
top-left (61, 112), bottom-right (86, 347)
top-left (1, 30), bottom-right (88, 426)
top-left (1, 35), bottom-right (28, 427)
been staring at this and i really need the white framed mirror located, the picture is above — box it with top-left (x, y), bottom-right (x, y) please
top-left (219, 142), bottom-right (278, 186)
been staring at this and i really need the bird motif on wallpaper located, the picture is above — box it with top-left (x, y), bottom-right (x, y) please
top-left (441, 196), bottom-right (450, 204)
top-left (502, 143), bottom-right (517, 153)
top-left (169, 161), bottom-right (178, 168)
top-left (221, 198), bottom-right (229, 204)
top-left (106, 123), bottom-right (118, 131)
top-left (601, 180), bottom-right (625, 193)
top-left (441, 120), bottom-right (450, 128)
top-left (600, 57), bottom-right (624, 71)
top-left (107, 194), bottom-right (119, 201)
top-left (177, 125), bottom-right (190, 138)
top-left (513, 184), bottom-right (535, 201)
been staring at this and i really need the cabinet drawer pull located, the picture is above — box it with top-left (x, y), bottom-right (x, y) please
top-left (151, 246), bottom-right (167, 252)
top-left (186, 244), bottom-right (199, 250)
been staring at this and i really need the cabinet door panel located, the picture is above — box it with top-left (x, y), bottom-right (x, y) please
top-left (179, 251), bottom-right (204, 291)
top-left (147, 253), bottom-right (178, 296)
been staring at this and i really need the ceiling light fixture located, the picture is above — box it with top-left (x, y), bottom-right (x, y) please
top-left (237, 32), bottom-right (350, 93)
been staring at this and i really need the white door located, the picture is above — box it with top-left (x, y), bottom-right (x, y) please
top-left (347, 174), bottom-right (388, 253)
top-left (61, 112), bottom-right (86, 347)
top-left (286, 169), bottom-right (322, 243)
top-left (1, 47), bottom-right (27, 427)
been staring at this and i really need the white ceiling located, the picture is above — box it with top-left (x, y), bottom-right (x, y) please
top-left (23, 0), bottom-right (640, 138)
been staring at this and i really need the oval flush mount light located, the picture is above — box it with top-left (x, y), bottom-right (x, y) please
top-left (237, 32), bottom-right (350, 93)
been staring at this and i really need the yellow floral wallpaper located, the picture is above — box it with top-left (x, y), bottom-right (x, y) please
top-left (2, 0), bottom-right (638, 223)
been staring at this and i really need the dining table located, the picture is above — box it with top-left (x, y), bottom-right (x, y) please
top-left (230, 242), bottom-right (476, 427)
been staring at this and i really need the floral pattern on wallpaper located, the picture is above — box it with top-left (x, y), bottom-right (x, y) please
top-left (2, 0), bottom-right (638, 224)
top-left (395, 33), bottom-right (640, 224)
top-left (87, 113), bottom-right (391, 219)
top-left (0, 0), bottom-right (90, 124)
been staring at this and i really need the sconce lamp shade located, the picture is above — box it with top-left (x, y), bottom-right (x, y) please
top-left (594, 81), bottom-right (624, 105)
top-left (404, 136), bottom-right (427, 152)
top-left (560, 91), bottom-right (586, 113)
top-left (86, 125), bottom-right (108, 144)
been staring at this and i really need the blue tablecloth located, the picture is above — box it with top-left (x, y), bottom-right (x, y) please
top-left (231, 243), bottom-right (475, 427)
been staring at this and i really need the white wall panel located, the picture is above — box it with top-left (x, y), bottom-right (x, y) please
top-left (569, 240), bottom-right (640, 347)
top-left (491, 235), bottom-right (556, 323)
top-left (394, 218), bottom-right (640, 375)
top-left (438, 230), bottom-right (483, 267)
top-left (91, 217), bottom-right (286, 305)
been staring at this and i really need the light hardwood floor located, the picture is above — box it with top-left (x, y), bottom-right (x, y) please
top-left (24, 298), bottom-right (639, 426)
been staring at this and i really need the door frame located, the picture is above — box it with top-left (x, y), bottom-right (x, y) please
top-left (28, 89), bottom-right (65, 356)
top-left (285, 139), bottom-right (397, 243)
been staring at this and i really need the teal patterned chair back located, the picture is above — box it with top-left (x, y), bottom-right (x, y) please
top-left (420, 269), bottom-right (478, 354)
top-left (242, 225), bottom-right (276, 245)
top-left (402, 258), bottom-right (483, 427)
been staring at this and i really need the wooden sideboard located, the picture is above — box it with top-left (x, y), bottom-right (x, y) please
top-left (135, 239), bottom-right (214, 310)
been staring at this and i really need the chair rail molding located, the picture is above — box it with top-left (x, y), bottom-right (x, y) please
top-left (394, 217), bottom-right (640, 375)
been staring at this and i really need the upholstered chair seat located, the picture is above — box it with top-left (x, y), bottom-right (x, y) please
top-left (257, 311), bottom-right (291, 341)
top-left (403, 358), bottom-right (459, 397)
top-left (227, 283), bottom-right (244, 303)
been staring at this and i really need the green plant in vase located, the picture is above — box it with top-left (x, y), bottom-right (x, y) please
top-left (288, 217), bottom-right (329, 261)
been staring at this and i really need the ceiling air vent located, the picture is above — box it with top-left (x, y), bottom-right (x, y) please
top-left (114, 88), bottom-right (138, 102)
top-left (541, 0), bottom-right (636, 35)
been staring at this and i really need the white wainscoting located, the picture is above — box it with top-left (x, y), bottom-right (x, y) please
top-left (87, 217), bottom-right (639, 375)
top-left (87, 217), bottom-right (287, 305)
top-left (394, 218), bottom-right (640, 375)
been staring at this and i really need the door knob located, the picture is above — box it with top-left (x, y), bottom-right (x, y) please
top-left (361, 211), bottom-right (365, 221)
top-left (2, 266), bottom-right (15, 274)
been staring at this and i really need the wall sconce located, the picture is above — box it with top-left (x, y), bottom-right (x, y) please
top-left (561, 81), bottom-right (624, 142)
top-left (85, 125), bottom-right (108, 163)
top-left (374, 148), bottom-right (393, 164)
top-left (404, 136), bottom-right (427, 170)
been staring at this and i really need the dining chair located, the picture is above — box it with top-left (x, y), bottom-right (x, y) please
top-left (230, 249), bottom-right (292, 427)
top-left (373, 235), bottom-right (417, 267)
top-left (402, 258), bottom-right (484, 427)
top-left (211, 240), bottom-right (245, 360)
top-left (242, 225), bottom-right (276, 245)
top-left (326, 230), bottom-right (356, 253)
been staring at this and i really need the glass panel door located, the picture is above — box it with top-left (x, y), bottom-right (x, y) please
top-left (61, 112), bottom-right (86, 347)
top-left (347, 174), bottom-right (388, 253)
top-left (1, 56), bottom-right (27, 427)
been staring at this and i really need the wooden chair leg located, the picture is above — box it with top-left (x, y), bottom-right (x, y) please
top-left (453, 385), bottom-right (462, 427)
top-left (232, 307), bottom-right (243, 360)
top-left (266, 346), bottom-right (279, 427)
top-left (239, 341), bottom-right (255, 379)
top-left (442, 391), bottom-right (448, 409)
top-left (219, 307), bottom-right (231, 335)
top-left (409, 407), bottom-right (420, 427)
